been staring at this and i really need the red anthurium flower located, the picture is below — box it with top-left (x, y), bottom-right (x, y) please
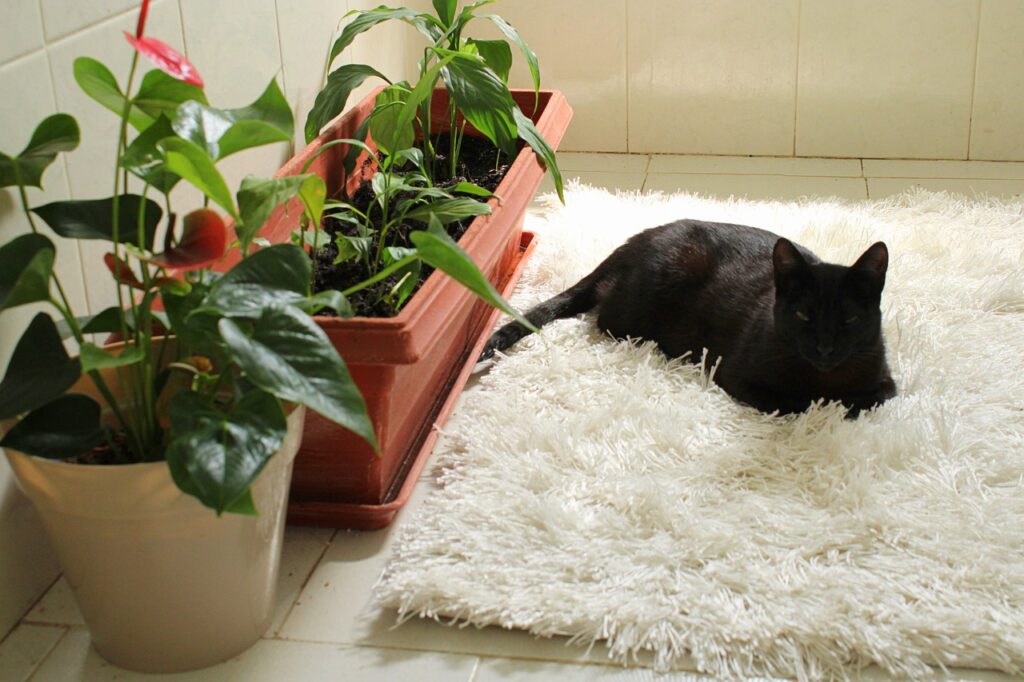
top-left (149, 209), bottom-right (227, 270)
top-left (104, 252), bottom-right (146, 290)
top-left (135, 0), bottom-right (150, 38)
top-left (123, 32), bottom-right (204, 87)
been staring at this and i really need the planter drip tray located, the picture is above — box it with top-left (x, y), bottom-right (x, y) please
top-left (287, 231), bottom-right (537, 530)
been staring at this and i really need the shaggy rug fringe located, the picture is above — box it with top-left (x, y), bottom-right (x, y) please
top-left (376, 184), bottom-right (1024, 680)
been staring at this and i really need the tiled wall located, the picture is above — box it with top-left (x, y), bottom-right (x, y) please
top-left (1, 0), bottom-right (1022, 640)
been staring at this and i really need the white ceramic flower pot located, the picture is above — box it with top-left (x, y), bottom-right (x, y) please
top-left (3, 367), bottom-right (306, 673)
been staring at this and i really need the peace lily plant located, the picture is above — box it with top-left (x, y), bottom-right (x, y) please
top-left (0, 0), bottom-right (525, 515)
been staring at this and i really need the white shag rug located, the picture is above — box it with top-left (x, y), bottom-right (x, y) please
top-left (376, 184), bottom-right (1024, 680)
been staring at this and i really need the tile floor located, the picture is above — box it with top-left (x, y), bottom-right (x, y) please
top-left (4, 153), bottom-right (1024, 682)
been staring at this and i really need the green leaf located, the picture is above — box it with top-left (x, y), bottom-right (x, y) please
top-left (133, 68), bottom-right (208, 120)
top-left (0, 394), bottom-right (104, 459)
top-left (328, 7), bottom-right (441, 65)
top-left (405, 197), bottom-right (491, 224)
top-left (0, 114), bottom-right (80, 189)
top-left (219, 305), bottom-right (377, 450)
top-left (432, 0), bottom-right (457, 27)
top-left (236, 174), bottom-right (324, 255)
top-left (0, 314), bottom-right (81, 420)
top-left (200, 244), bottom-right (310, 318)
top-left (466, 39), bottom-right (512, 83)
top-left (304, 64), bottom-right (389, 144)
top-left (0, 234), bottom-right (54, 313)
top-left (121, 114), bottom-right (180, 193)
top-left (73, 57), bottom-right (152, 131)
top-left (410, 228), bottom-right (533, 329)
top-left (166, 388), bottom-right (287, 514)
top-left (370, 84), bottom-right (415, 155)
top-left (295, 290), bottom-right (354, 317)
top-left (163, 284), bottom-right (221, 356)
top-left (449, 181), bottom-right (495, 198)
top-left (78, 342), bottom-right (145, 374)
top-left (172, 78), bottom-right (292, 160)
top-left (32, 195), bottom-right (163, 248)
top-left (333, 234), bottom-right (373, 264)
top-left (158, 137), bottom-right (238, 218)
top-left (484, 14), bottom-right (541, 99)
top-left (513, 106), bottom-right (563, 203)
top-left (438, 50), bottom-right (518, 158)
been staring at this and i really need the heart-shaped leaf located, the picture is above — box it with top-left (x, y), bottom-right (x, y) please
top-left (158, 137), bottom-right (237, 218)
top-left (172, 78), bottom-right (292, 160)
top-left (0, 233), bottom-right (54, 313)
top-left (166, 388), bottom-right (286, 514)
top-left (438, 50), bottom-right (518, 157)
top-left (73, 57), bottom-right (152, 131)
top-left (199, 244), bottom-right (310, 318)
top-left (133, 68), bottom-right (208, 120)
top-left (78, 341), bottom-right (145, 373)
top-left (304, 64), bottom-right (389, 144)
top-left (219, 305), bottom-right (376, 450)
top-left (0, 314), bottom-right (81, 420)
top-left (33, 195), bottom-right (163, 248)
top-left (0, 114), bottom-right (80, 189)
top-left (150, 208), bottom-right (227, 269)
top-left (120, 114), bottom-right (180, 193)
top-left (124, 32), bottom-right (204, 87)
top-left (295, 290), bottom-right (354, 318)
top-left (0, 393), bottom-right (104, 459)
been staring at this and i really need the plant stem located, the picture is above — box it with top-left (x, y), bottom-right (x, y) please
top-left (340, 253), bottom-right (419, 298)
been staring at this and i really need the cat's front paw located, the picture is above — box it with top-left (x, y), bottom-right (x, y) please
top-left (843, 378), bottom-right (897, 418)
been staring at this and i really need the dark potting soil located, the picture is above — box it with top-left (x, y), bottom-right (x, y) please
top-left (313, 134), bottom-right (514, 318)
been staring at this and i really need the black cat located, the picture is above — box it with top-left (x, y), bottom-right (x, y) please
top-left (482, 219), bottom-right (896, 416)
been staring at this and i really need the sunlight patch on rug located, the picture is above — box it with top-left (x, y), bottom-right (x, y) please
top-left (376, 184), bottom-right (1024, 680)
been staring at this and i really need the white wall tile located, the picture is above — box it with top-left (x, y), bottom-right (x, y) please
top-left (46, 0), bottom-right (184, 313)
top-left (970, 0), bottom-right (1024, 161)
top-left (39, 0), bottom-right (138, 43)
top-left (628, 0), bottom-right (799, 156)
top-left (796, 0), bottom-right (979, 159)
top-left (0, 0), bottom-right (45, 65)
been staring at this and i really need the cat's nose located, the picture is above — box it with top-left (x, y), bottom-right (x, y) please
top-left (817, 343), bottom-right (833, 357)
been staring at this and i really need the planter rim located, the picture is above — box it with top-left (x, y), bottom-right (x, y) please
top-left (281, 88), bottom-right (569, 331)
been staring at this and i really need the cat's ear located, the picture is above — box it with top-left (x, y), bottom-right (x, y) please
top-left (773, 238), bottom-right (809, 290)
top-left (851, 241), bottom-right (888, 293)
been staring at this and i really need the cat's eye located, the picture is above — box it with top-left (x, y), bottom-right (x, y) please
top-left (795, 311), bottom-right (811, 322)
top-left (844, 315), bottom-right (859, 325)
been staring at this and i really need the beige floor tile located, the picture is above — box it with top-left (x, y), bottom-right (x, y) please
top-left (0, 624), bottom-right (67, 682)
top-left (866, 178), bottom-right (1024, 199)
top-left (29, 627), bottom-right (479, 681)
top-left (556, 153), bottom-right (651, 173)
top-left (643, 173), bottom-right (868, 201)
top-left (475, 658), bottom-right (710, 681)
top-left (648, 155), bottom-right (862, 177)
top-left (536, 172), bottom-right (648, 199)
top-left (23, 578), bottom-right (83, 626)
top-left (269, 527), bottom-right (336, 635)
top-left (863, 159), bottom-right (1024, 180)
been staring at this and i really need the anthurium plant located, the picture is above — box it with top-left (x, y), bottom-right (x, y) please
top-left (0, 0), bottom-right (527, 514)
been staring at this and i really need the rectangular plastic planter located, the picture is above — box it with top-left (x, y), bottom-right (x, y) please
top-left (249, 88), bottom-right (571, 529)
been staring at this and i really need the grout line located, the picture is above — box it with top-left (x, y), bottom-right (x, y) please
top-left (24, 625), bottom-right (71, 682)
top-left (966, 0), bottom-right (983, 160)
top-left (38, 4), bottom-right (140, 48)
top-left (271, 529), bottom-right (339, 636)
top-left (176, 0), bottom-right (190, 59)
top-left (792, 0), bottom-right (802, 157)
top-left (863, 176), bottom-right (869, 199)
top-left (4, 572), bottom-right (64, 643)
top-left (468, 656), bottom-right (481, 682)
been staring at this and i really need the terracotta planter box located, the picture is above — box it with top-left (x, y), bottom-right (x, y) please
top-left (247, 88), bottom-right (571, 529)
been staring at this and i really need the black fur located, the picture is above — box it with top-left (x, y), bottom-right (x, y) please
top-left (481, 219), bottom-right (896, 416)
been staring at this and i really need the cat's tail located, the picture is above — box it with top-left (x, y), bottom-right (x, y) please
top-left (479, 262), bottom-right (609, 361)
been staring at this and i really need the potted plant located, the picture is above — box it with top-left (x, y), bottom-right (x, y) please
top-left (259, 0), bottom-right (573, 528)
top-left (0, 1), bottom-right (472, 671)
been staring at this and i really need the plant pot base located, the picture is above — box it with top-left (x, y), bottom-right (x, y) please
top-left (286, 231), bottom-right (537, 530)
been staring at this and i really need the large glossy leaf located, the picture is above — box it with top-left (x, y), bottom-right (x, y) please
top-left (133, 69), bottom-right (208, 120)
top-left (149, 208), bottom-right (227, 269)
top-left (484, 14), bottom-right (541, 98)
top-left (369, 84), bottom-right (415, 155)
top-left (124, 33), bottom-right (204, 87)
top-left (166, 389), bottom-right (286, 514)
top-left (199, 244), bottom-right (310, 318)
top-left (0, 234), bottom-right (54, 313)
top-left (78, 341), bottom-right (145, 373)
top-left (0, 394), bottom-right (104, 459)
top-left (0, 314), bottom-right (80, 420)
top-left (328, 7), bottom-right (441, 65)
top-left (219, 305), bottom-right (377, 449)
top-left (158, 138), bottom-right (237, 218)
top-left (172, 79), bottom-right (291, 159)
top-left (304, 64), bottom-right (389, 144)
top-left (404, 197), bottom-right (491, 224)
top-left (73, 57), bottom-right (152, 131)
top-left (410, 228), bottom-right (533, 329)
top-left (163, 285), bottom-right (220, 355)
top-left (236, 175), bottom-right (324, 255)
top-left (513, 106), bottom-right (563, 203)
top-left (33, 195), bottom-right (163, 248)
top-left (438, 50), bottom-right (518, 157)
top-left (432, 0), bottom-right (457, 28)
top-left (120, 114), bottom-right (180, 193)
top-left (0, 114), bottom-right (80, 189)
top-left (466, 39), bottom-right (512, 83)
